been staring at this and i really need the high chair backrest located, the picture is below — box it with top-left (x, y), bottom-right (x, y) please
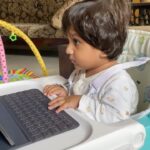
top-left (118, 29), bottom-right (150, 113)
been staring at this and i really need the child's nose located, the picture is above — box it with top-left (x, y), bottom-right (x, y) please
top-left (65, 44), bottom-right (74, 55)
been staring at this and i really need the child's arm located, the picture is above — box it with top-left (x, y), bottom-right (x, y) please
top-left (78, 77), bottom-right (138, 123)
top-left (78, 94), bottom-right (129, 123)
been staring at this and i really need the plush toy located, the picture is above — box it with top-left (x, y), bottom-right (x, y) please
top-left (51, 0), bottom-right (83, 29)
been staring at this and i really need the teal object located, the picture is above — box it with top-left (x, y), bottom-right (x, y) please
top-left (138, 113), bottom-right (150, 150)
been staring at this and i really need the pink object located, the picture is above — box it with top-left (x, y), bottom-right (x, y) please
top-left (0, 36), bottom-right (9, 83)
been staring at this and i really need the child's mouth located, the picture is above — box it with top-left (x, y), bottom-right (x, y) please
top-left (71, 59), bottom-right (76, 64)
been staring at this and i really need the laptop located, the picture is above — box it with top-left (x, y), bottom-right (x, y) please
top-left (0, 89), bottom-right (79, 150)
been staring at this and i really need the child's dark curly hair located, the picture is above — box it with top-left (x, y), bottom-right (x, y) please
top-left (62, 0), bottom-right (131, 60)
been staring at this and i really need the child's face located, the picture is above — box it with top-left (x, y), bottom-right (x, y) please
top-left (66, 28), bottom-right (110, 73)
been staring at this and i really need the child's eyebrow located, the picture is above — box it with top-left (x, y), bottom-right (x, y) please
top-left (70, 33), bottom-right (78, 37)
top-left (68, 30), bottom-right (82, 39)
top-left (68, 30), bottom-right (79, 37)
top-left (71, 34), bottom-right (82, 40)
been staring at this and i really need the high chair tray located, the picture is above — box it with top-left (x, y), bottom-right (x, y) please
top-left (0, 75), bottom-right (146, 150)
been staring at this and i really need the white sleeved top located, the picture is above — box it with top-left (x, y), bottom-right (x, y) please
top-left (67, 67), bottom-right (139, 124)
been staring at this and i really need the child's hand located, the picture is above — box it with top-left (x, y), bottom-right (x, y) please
top-left (48, 95), bottom-right (81, 113)
top-left (43, 84), bottom-right (68, 97)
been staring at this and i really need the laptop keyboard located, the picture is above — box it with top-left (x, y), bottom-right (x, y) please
top-left (0, 89), bottom-right (79, 143)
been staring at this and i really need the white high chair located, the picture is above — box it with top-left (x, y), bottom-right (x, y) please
top-left (117, 29), bottom-right (150, 150)
top-left (0, 29), bottom-right (150, 150)
top-left (118, 29), bottom-right (150, 113)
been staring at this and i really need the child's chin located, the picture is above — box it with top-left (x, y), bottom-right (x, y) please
top-left (74, 65), bottom-right (82, 70)
top-left (71, 62), bottom-right (83, 69)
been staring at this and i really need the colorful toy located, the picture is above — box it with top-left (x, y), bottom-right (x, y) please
top-left (0, 20), bottom-right (48, 83)
top-left (0, 36), bottom-right (9, 82)
top-left (0, 68), bottom-right (39, 83)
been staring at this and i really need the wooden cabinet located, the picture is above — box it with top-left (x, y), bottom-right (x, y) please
top-left (130, 1), bottom-right (150, 25)
top-left (3, 37), bottom-right (68, 56)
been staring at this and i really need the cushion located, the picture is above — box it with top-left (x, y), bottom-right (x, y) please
top-left (51, 0), bottom-right (83, 29)
top-left (118, 29), bottom-right (150, 112)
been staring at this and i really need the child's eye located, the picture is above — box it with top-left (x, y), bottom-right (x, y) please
top-left (73, 38), bottom-right (80, 46)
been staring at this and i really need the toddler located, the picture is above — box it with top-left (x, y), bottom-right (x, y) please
top-left (43, 0), bottom-right (139, 123)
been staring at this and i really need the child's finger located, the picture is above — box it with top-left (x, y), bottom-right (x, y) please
top-left (44, 85), bottom-right (63, 96)
top-left (48, 98), bottom-right (59, 105)
top-left (48, 98), bottom-right (65, 110)
top-left (43, 85), bottom-right (53, 95)
top-left (47, 88), bottom-right (61, 96)
top-left (44, 85), bottom-right (58, 95)
top-left (56, 103), bottom-right (69, 113)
